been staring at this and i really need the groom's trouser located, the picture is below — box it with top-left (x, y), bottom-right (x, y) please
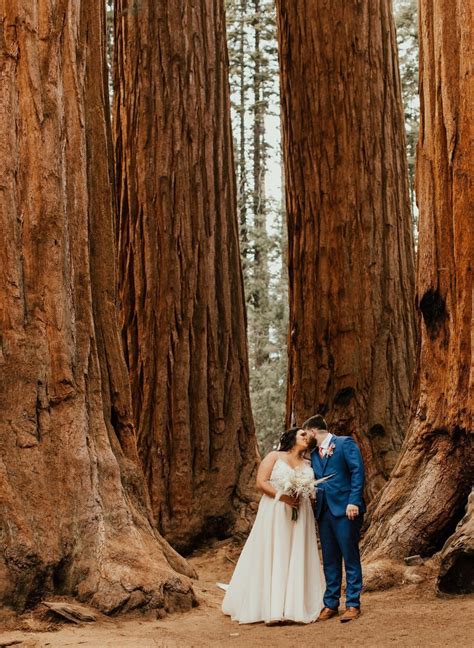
top-left (318, 505), bottom-right (363, 609)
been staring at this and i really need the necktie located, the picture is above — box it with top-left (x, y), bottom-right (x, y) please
top-left (319, 446), bottom-right (325, 458)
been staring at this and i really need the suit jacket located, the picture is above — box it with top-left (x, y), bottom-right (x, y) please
top-left (311, 434), bottom-right (365, 519)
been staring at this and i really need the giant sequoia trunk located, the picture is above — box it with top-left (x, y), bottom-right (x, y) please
top-left (0, 0), bottom-right (194, 613)
top-left (114, 0), bottom-right (258, 553)
top-left (276, 0), bottom-right (417, 496)
top-left (363, 0), bottom-right (473, 573)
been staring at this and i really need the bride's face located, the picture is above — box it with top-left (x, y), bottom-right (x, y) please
top-left (295, 429), bottom-right (309, 449)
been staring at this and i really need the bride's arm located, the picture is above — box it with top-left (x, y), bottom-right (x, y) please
top-left (256, 451), bottom-right (279, 498)
top-left (256, 452), bottom-right (298, 508)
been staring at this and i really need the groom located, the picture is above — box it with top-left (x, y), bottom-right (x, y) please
top-left (303, 414), bottom-right (365, 623)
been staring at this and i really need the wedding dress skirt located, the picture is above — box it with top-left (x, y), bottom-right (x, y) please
top-left (222, 459), bottom-right (325, 624)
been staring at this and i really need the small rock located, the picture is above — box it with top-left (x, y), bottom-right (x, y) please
top-left (156, 608), bottom-right (167, 619)
top-left (405, 572), bottom-right (425, 584)
top-left (404, 554), bottom-right (424, 566)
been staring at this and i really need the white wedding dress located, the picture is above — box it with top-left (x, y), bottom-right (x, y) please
top-left (222, 458), bottom-right (325, 624)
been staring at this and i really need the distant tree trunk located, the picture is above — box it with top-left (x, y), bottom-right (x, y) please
top-left (251, 0), bottom-right (270, 367)
top-left (114, 0), bottom-right (258, 553)
top-left (363, 0), bottom-right (473, 568)
top-left (276, 0), bottom-right (417, 497)
top-left (238, 0), bottom-right (249, 272)
top-left (0, 0), bottom-right (193, 613)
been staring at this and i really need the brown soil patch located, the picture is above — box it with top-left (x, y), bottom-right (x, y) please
top-left (1, 540), bottom-right (473, 647)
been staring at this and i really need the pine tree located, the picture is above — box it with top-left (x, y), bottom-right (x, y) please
top-left (226, 0), bottom-right (250, 271)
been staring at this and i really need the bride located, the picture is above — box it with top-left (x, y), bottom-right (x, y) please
top-left (222, 428), bottom-right (325, 624)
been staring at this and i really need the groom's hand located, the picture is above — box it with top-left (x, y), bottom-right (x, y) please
top-left (346, 504), bottom-right (359, 520)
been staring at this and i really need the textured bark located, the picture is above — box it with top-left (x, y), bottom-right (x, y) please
top-left (0, 0), bottom-right (193, 613)
top-left (276, 0), bottom-right (417, 496)
top-left (114, 0), bottom-right (259, 553)
top-left (363, 0), bottom-right (473, 563)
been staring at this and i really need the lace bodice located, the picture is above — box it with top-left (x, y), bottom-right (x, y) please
top-left (269, 458), bottom-right (314, 492)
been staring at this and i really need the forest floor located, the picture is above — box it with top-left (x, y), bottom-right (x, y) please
top-left (1, 540), bottom-right (473, 648)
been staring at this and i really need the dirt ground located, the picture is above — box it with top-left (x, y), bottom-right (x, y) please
top-left (1, 540), bottom-right (473, 648)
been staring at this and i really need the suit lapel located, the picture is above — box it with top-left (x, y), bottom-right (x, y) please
top-left (321, 434), bottom-right (335, 475)
top-left (311, 448), bottom-right (322, 474)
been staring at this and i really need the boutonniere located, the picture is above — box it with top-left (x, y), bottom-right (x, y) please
top-left (326, 443), bottom-right (336, 458)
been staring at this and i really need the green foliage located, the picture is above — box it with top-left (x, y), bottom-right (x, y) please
top-left (226, 0), bottom-right (287, 455)
top-left (394, 0), bottom-right (419, 232)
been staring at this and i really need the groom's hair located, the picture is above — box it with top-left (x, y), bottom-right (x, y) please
top-left (302, 414), bottom-right (328, 431)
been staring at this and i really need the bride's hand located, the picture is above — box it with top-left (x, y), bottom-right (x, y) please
top-left (280, 494), bottom-right (299, 508)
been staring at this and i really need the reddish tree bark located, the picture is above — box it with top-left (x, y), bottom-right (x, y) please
top-left (363, 0), bottom-right (473, 574)
top-left (276, 0), bottom-right (417, 497)
top-left (114, 0), bottom-right (259, 553)
top-left (0, 0), bottom-right (193, 612)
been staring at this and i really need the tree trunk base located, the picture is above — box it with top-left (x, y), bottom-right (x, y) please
top-left (0, 528), bottom-right (196, 615)
top-left (76, 543), bottom-right (197, 615)
top-left (0, 460), bottom-right (196, 614)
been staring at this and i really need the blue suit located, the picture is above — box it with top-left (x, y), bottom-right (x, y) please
top-left (311, 435), bottom-right (365, 610)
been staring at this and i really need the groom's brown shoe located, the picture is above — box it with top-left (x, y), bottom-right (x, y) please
top-left (340, 607), bottom-right (361, 623)
top-left (317, 607), bottom-right (338, 621)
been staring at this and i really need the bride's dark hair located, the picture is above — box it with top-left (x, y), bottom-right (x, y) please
top-left (278, 427), bottom-right (300, 451)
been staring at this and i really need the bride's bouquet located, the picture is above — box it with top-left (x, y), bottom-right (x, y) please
top-left (282, 472), bottom-right (317, 521)
top-left (282, 472), bottom-right (335, 521)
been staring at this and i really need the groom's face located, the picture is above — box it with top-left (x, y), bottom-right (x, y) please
top-left (306, 428), bottom-right (327, 447)
top-left (305, 428), bottom-right (318, 451)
